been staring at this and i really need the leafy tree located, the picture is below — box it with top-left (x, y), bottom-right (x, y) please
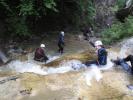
top-left (116, 0), bottom-right (126, 9)
top-left (0, 0), bottom-right (57, 36)
top-left (0, 0), bottom-right (96, 36)
top-left (77, 0), bottom-right (95, 27)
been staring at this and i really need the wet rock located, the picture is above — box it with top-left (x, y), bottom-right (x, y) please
top-left (6, 71), bottom-right (133, 100)
top-left (0, 63), bottom-right (133, 100)
top-left (7, 46), bottom-right (28, 62)
top-left (94, 0), bottom-right (116, 30)
top-left (45, 50), bottom-right (97, 67)
top-left (0, 75), bottom-right (20, 84)
top-left (8, 47), bottom-right (26, 54)
top-left (20, 88), bottom-right (32, 95)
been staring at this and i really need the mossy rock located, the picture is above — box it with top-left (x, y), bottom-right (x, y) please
top-left (45, 50), bottom-right (97, 67)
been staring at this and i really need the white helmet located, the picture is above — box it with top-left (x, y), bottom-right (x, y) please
top-left (95, 40), bottom-right (103, 46)
top-left (61, 31), bottom-right (64, 36)
top-left (40, 44), bottom-right (45, 48)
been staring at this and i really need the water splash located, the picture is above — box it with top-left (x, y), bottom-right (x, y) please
top-left (2, 54), bottom-right (114, 87)
top-left (7, 60), bottom-right (47, 75)
top-left (5, 60), bottom-right (84, 75)
top-left (46, 60), bottom-right (82, 74)
top-left (99, 59), bottom-right (114, 70)
top-left (46, 55), bottom-right (60, 64)
top-left (85, 65), bottom-right (103, 86)
top-left (84, 59), bottom-right (114, 86)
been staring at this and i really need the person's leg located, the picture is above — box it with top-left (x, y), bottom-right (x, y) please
top-left (130, 67), bottom-right (133, 74)
top-left (123, 55), bottom-right (132, 62)
top-left (60, 44), bottom-right (64, 54)
top-left (85, 60), bottom-right (98, 66)
top-left (44, 56), bottom-right (49, 63)
top-left (118, 59), bottom-right (131, 73)
top-left (122, 55), bottom-right (133, 74)
top-left (61, 46), bottom-right (63, 54)
top-left (111, 59), bottom-right (121, 65)
top-left (58, 43), bottom-right (61, 53)
top-left (111, 58), bottom-right (131, 72)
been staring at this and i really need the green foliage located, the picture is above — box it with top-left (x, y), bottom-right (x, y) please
top-left (0, 0), bottom-right (57, 36)
top-left (77, 0), bottom-right (96, 26)
top-left (44, 0), bottom-right (57, 10)
top-left (102, 16), bottom-right (133, 44)
top-left (116, 0), bottom-right (126, 9)
top-left (0, 0), bottom-right (11, 12)
top-left (6, 16), bottom-right (29, 36)
top-left (0, 0), bottom-right (96, 36)
top-left (19, 0), bottom-right (35, 16)
top-left (18, 0), bottom-right (57, 16)
top-left (112, 0), bottom-right (126, 12)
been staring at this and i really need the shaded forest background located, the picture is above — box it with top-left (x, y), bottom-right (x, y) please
top-left (0, 0), bottom-right (133, 44)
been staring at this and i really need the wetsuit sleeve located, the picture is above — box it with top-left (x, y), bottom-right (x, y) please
top-left (123, 55), bottom-right (132, 62)
top-left (99, 49), bottom-right (107, 56)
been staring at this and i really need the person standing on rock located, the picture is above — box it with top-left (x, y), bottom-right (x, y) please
top-left (85, 40), bottom-right (107, 67)
top-left (58, 31), bottom-right (65, 54)
top-left (34, 44), bottom-right (49, 63)
top-left (111, 49), bottom-right (133, 74)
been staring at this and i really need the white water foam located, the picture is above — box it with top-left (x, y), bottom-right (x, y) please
top-left (5, 56), bottom-right (114, 86)
top-left (46, 55), bottom-right (60, 63)
top-left (7, 60), bottom-right (48, 75)
top-left (6, 60), bottom-right (83, 75)
top-left (47, 60), bottom-right (83, 74)
top-left (84, 65), bottom-right (103, 86)
top-left (84, 59), bottom-right (114, 86)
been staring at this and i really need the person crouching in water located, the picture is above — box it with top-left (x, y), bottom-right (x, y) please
top-left (111, 49), bottom-right (133, 74)
top-left (85, 40), bottom-right (107, 66)
top-left (58, 31), bottom-right (65, 54)
top-left (34, 44), bottom-right (49, 63)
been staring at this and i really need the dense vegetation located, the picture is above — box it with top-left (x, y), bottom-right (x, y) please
top-left (0, 0), bottom-right (95, 37)
top-left (0, 0), bottom-right (57, 36)
top-left (102, 16), bottom-right (133, 44)
top-left (102, 0), bottom-right (133, 44)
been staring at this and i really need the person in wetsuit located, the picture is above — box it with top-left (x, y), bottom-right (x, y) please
top-left (85, 40), bottom-right (107, 67)
top-left (111, 49), bottom-right (133, 74)
top-left (34, 44), bottom-right (48, 63)
top-left (58, 31), bottom-right (65, 54)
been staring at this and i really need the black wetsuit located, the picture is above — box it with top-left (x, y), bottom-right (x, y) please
top-left (85, 47), bottom-right (107, 66)
top-left (58, 34), bottom-right (64, 54)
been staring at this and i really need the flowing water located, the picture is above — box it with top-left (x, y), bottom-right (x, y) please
top-left (0, 36), bottom-right (133, 100)
top-left (0, 54), bottom-right (114, 87)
